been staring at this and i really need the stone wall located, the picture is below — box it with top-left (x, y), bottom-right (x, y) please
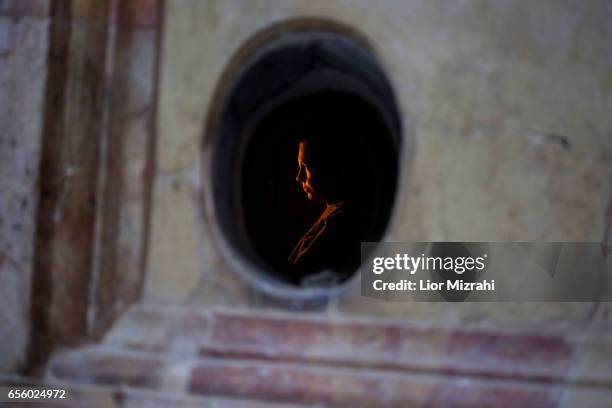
top-left (0, 1), bottom-right (610, 405)
top-left (0, 0), bottom-right (51, 372)
top-left (145, 0), bottom-right (612, 328)
top-left (0, 0), bottom-right (161, 373)
top-left (28, 0), bottom-right (161, 370)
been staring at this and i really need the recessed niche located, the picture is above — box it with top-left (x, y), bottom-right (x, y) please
top-left (211, 28), bottom-right (402, 297)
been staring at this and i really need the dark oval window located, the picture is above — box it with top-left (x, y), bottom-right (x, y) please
top-left (212, 29), bottom-right (402, 293)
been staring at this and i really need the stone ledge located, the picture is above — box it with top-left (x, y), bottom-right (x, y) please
top-left (189, 358), bottom-right (559, 408)
top-left (46, 347), bottom-right (562, 408)
top-left (103, 305), bottom-right (612, 385)
top-left (204, 310), bottom-right (576, 384)
top-left (41, 304), bottom-right (612, 406)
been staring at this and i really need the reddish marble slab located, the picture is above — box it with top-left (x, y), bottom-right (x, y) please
top-left (190, 359), bottom-right (559, 408)
top-left (203, 311), bottom-right (576, 383)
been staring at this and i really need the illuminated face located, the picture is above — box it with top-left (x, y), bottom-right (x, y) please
top-left (295, 141), bottom-right (324, 202)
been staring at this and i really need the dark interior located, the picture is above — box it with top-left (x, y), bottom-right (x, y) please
top-left (212, 30), bottom-right (402, 289)
top-left (242, 91), bottom-right (396, 285)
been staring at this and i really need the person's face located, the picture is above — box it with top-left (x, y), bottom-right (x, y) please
top-left (295, 141), bottom-right (324, 202)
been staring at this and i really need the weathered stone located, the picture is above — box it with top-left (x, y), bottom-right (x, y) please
top-left (574, 340), bottom-right (612, 387)
top-left (0, 0), bottom-right (50, 17)
top-left (90, 24), bottom-right (158, 338)
top-left (59, 0), bottom-right (111, 24)
top-left (560, 386), bottom-right (612, 408)
top-left (146, 0), bottom-right (612, 329)
top-left (144, 177), bottom-right (202, 302)
top-left (48, 347), bottom-right (162, 388)
top-left (1, 372), bottom-right (302, 408)
top-left (29, 16), bottom-right (110, 369)
top-left (0, 14), bottom-right (50, 372)
top-left (104, 305), bottom-right (209, 354)
top-left (35, 305), bottom-right (612, 405)
top-left (121, 388), bottom-right (303, 408)
top-left (203, 310), bottom-right (576, 383)
top-left (24, 0), bottom-right (164, 370)
top-left (2, 0), bottom-right (612, 405)
top-left (114, 0), bottom-right (161, 28)
top-left (189, 358), bottom-right (559, 407)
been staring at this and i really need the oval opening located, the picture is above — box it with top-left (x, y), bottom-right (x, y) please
top-left (212, 29), bottom-right (402, 296)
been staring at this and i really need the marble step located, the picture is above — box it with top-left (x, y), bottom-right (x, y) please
top-left (38, 304), bottom-right (612, 407)
top-left (101, 304), bottom-right (612, 386)
top-left (46, 345), bottom-right (563, 408)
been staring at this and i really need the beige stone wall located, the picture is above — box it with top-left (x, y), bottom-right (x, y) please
top-left (145, 0), bottom-right (612, 326)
